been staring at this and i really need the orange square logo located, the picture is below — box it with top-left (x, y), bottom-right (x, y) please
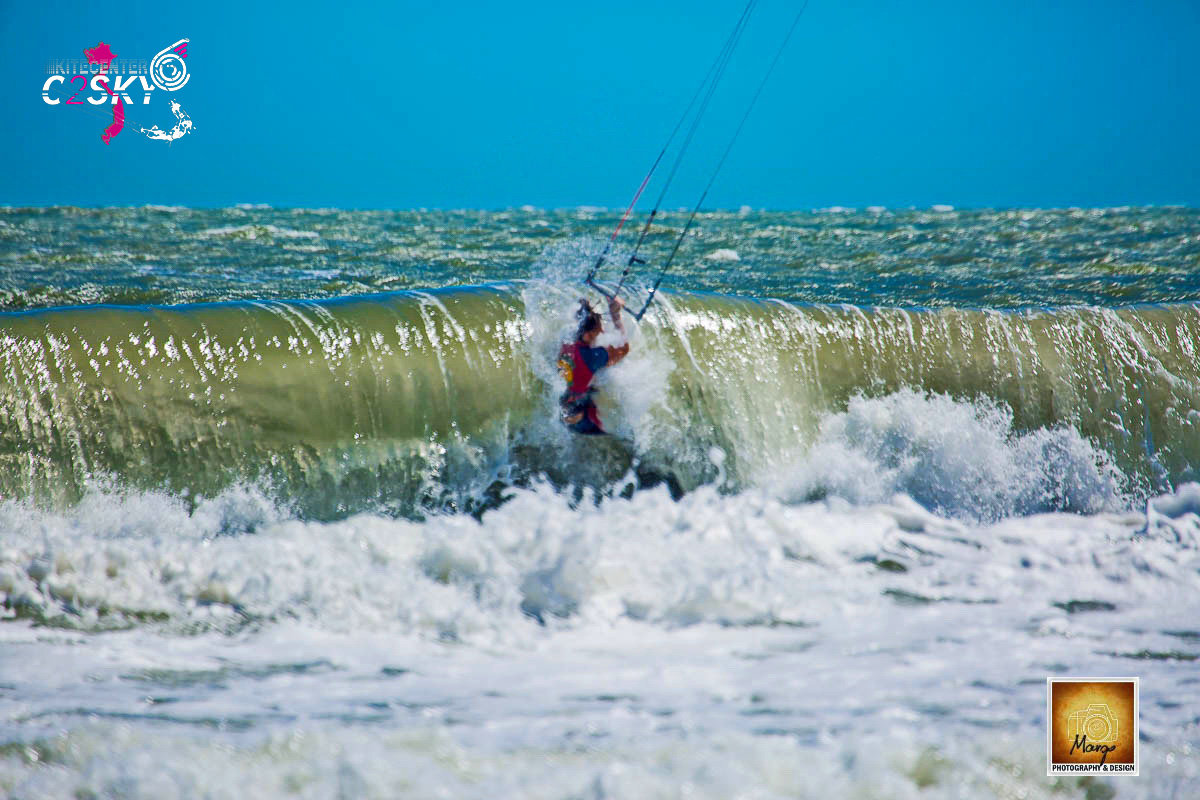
top-left (1047, 677), bottom-right (1139, 776)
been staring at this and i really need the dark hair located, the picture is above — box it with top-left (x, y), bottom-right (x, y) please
top-left (575, 299), bottom-right (602, 341)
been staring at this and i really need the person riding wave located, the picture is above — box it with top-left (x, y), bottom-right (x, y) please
top-left (557, 295), bottom-right (629, 435)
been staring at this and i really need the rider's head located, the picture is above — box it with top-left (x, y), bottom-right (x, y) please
top-left (576, 299), bottom-right (603, 344)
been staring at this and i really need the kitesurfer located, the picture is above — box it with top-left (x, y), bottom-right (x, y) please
top-left (557, 296), bottom-right (629, 435)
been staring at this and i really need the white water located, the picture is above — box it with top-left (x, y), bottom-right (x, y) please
top-left (779, 390), bottom-right (1127, 521)
top-left (3, 390), bottom-right (1200, 798)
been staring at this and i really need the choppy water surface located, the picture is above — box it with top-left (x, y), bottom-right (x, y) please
top-left (4, 205), bottom-right (1200, 308)
top-left (1, 205), bottom-right (1198, 798)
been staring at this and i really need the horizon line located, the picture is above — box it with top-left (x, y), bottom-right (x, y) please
top-left (2, 203), bottom-right (1196, 213)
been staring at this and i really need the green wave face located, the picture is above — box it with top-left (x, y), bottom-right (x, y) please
top-left (646, 297), bottom-right (1200, 504)
top-left (2, 284), bottom-right (1198, 518)
top-left (0, 287), bottom-right (535, 518)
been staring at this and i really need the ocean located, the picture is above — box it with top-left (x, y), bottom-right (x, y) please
top-left (1, 204), bottom-right (1198, 797)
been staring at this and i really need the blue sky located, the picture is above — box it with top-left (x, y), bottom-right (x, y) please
top-left (3, 0), bottom-right (1198, 208)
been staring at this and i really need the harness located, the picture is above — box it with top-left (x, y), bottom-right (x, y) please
top-left (557, 341), bottom-right (604, 434)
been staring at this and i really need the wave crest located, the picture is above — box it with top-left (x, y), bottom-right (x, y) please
top-left (780, 390), bottom-right (1127, 521)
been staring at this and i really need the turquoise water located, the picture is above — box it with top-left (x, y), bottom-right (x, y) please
top-left (4, 205), bottom-right (1199, 308)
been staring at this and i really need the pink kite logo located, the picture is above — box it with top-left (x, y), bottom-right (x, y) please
top-left (82, 42), bottom-right (124, 144)
top-left (41, 38), bottom-right (195, 146)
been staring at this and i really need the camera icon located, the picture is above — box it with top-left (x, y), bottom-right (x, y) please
top-left (1066, 703), bottom-right (1118, 744)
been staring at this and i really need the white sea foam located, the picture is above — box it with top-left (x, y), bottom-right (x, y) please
top-left (200, 224), bottom-right (319, 240)
top-left (778, 390), bottom-right (1127, 521)
top-left (0, 470), bottom-right (1186, 638)
top-left (2, 479), bottom-right (1198, 797)
top-left (4, 717), bottom-right (1194, 799)
top-left (704, 248), bottom-right (740, 262)
top-left (1142, 481), bottom-right (1200, 546)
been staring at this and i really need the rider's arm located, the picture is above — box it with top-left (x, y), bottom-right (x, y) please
top-left (606, 296), bottom-right (629, 365)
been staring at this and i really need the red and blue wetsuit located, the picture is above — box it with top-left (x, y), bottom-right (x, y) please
top-left (558, 340), bottom-right (611, 435)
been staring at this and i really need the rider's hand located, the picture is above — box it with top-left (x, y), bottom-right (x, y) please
top-left (608, 295), bottom-right (627, 333)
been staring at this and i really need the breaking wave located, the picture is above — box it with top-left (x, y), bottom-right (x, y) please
top-left (1, 272), bottom-right (1197, 519)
